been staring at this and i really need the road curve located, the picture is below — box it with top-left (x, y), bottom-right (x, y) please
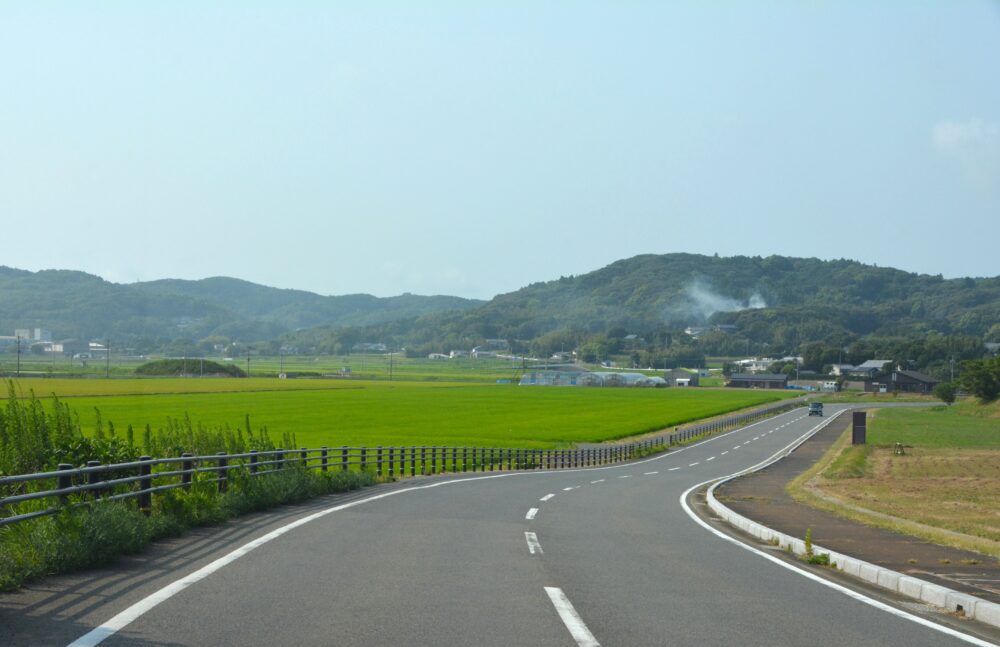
top-left (5, 405), bottom-right (999, 646)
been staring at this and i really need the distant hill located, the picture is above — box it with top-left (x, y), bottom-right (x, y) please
top-left (283, 253), bottom-right (1000, 354)
top-left (0, 267), bottom-right (483, 349)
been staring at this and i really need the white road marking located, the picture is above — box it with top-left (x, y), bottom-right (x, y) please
top-left (545, 587), bottom-right (601, 647)
top-left (643, 471), bottom-right (659, 475)
top-left (525, 531), bottom-right (543, 555)
top-left (541, 493), bottom-right (556, 501)
top-left (688, 462), bottom-right (700, 466)
top-left (721, 451), bottom-right (729, 455)
top-left (753, 436), bottom-right (760, 440)
top-left (743, 441), bottom-right (751, 445)
top-left (668, 467), bottom-right (681, 471)
top-left (526, 508), bottom-right (538, 520)
top-left (591, 479), bottom-right (605, 484)
top-left (563, 486), bottom-right (578, 491)
top-left (733, 446), bottom-right (741, 450)
top-left (618, 475), bottom-right (632, 479)
top-left (706, 456), bottom-right (715, 461)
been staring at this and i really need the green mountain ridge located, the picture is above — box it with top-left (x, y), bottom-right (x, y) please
top-left (0, 267), bottom-right (483, 347)
top-left (282, 254), bottom-right (1000, 359)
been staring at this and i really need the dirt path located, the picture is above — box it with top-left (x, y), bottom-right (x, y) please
top-left (716, 414), bottom-right (1000, 604)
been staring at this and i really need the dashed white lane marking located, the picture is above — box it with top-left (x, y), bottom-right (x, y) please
top-left (563, 486), bottom-right (578, 491)
top-left (618, 475), bottom-right (632, 479)
top-left (753, 436), bottom-right (760, 440)
top-left (525, 531), bottom-right (543, 555)
top-left (545, 587), bottom-right (601, 647)
top-left (733, 446), bottom-right (741, 450)
top-left (526, 508), bottom-right (538, 520)
top-left (706, 456), bottom-right (715, 461)
top-left (668, 467), bottom-right (681, 471)
top-left (688, 462), bottom-right (700, 467)
top-left (743, 441), bottom-right (751, 445)
top-left (721, 451), bottom-right (729, 455)
top-left (591, 479), bottom-right (605, 484)
top-left (644, 471), bottom-right (659, 475)
top-left (540, 493), bottom-right (556, 502)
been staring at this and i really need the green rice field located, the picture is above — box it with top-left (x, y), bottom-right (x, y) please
top-left (3, 378), bottom-right (793, 450)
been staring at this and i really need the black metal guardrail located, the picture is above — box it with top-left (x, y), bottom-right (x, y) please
top-left (0, 397), bottom-right (805, 527)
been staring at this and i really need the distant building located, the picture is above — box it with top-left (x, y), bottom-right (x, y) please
top-left (449, 350), bottom-right (469, 358)
top-left (828, 364), bottom-right (855, 376)
top-left (727, 373), bottom-right (788, 389)
top-left (427, 353), bottom-right (450, 360)
top-left (663, 369), bottom-right (699, 387)
top-left (471, 347), bottom-right (498, 358)
top-left (847, 360), bottom-right (892, 379)
top-left (865, 370), bottom-right (940, 394)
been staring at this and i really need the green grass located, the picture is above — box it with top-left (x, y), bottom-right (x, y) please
top-left (5, 378), bottom-right (792, 450)
top-left (867, 400), bottom-right (1000, 449)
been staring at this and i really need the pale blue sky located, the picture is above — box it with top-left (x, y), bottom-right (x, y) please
top-left (1, 2), bottom-right (998, 299)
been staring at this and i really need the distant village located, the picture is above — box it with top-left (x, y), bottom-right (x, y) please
top-left (3, 327), bottom-right (949, 395)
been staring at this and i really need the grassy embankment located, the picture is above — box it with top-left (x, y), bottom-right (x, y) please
top-left (787, 399), bottom-right (1000, 559)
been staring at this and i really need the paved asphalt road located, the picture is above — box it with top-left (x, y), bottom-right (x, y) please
top-left (5, 405), bottom-right (999, 646)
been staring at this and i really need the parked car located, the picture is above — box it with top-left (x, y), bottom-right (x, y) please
top-left (808, 402), bottom-right (824, 416)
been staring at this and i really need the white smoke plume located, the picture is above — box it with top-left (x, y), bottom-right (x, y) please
top-left (666, 279), bottom-right (767, 322)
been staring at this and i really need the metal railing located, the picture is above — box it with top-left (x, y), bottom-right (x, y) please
top-left (0, 397), bottom-right (805, 527)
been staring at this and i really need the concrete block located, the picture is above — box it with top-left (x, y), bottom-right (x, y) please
top-left (877, 569), bottom-right (901, 591)
top-left (972, 601), bottom-right (1000, 629)
top-left (920, 583), bottom-right (949, 608)
top-left (945, 590), bottom-right (979, 616)
top-left (838, 557), bottom-right (862, 578)
top-left (859, 563), bottom-right (881, 585)
top-left (897, 576), bottom-right (924, 600)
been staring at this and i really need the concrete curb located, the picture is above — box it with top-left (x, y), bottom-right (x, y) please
top-left (705, 410), bottom-right (1000, 630)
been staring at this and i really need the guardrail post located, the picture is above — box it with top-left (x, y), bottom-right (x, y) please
top-left (410, 447), bottom-right (416, 477)
top-left (248, 450), bottom-right (258, 475)
top-left (430, 447), bottom-right (437, 474)
top-left (138, 456), bottom-right (152, 515)
top-left (276, 448), bottom-right (285, 471)
top-left (57, 463), bottom-right (74, 504)
top-left (86, 460), bottom-right (102, 500)
top-left (376, 447), bottom-right (383, 478)
top-left (452, 447), bottom-right (458, 472)
top-left (387, 447), bottom-right (394, 478)
top-left (360, 447), bottom-right (367, 472)
top-left (421, 446), bottom-right (426, 475)
top-left (300, 447), bottom-right (308, 468)
top-left (459, 447), bottom-right (466, 472)
top-left (321, 446), bottom-right (328, 472)
top-left (341, 446), bottom-right (349, 471)
top-left (182, 452), bottom-right (194, 487)
top-left (217, 452), bottom-right (228, 493)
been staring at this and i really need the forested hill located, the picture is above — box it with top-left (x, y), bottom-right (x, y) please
top-left (284, 254), bottom-right (1000, 354)
top-left (0, 267), bottom-right (482, 348)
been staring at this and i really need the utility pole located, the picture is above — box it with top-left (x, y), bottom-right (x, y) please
top-left (15, 335), bottom-right (21, 378)
top-left (246, 347), bottom-right (251, 378)
top-left (106, 338), bottom-right (111, 378)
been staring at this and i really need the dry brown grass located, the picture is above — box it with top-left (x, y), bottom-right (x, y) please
top-left (787, 428), bottom-right (1000, 558)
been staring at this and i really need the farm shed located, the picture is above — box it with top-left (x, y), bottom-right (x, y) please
top-left (864, 370), bottom-right (940, 394)
top-left (726, 373), bottom-right (788, 389)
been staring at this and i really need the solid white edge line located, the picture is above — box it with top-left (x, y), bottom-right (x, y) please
top-left (67, 405), bottom-right (812, 647)
top-left (545, 586), bottom-right (601, 647)
top-left (525, 531), bottom-right (543, 555)
top-left (678, 419), bottom-right (996, 647)
top-left (526, 508), bottom-right (539, 520)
